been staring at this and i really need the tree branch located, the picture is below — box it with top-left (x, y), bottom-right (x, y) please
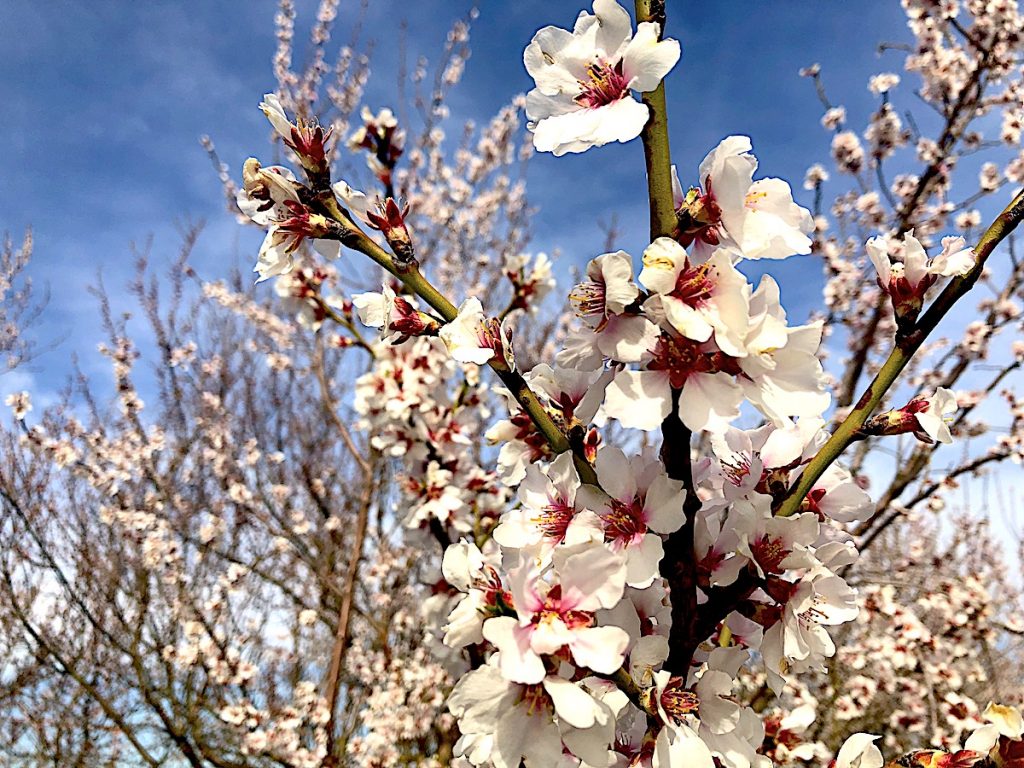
top-left (776, 186), bottom-right (1024, 518)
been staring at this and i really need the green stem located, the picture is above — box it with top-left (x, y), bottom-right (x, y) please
top-left (320, 198), bottom-right (599, 486)
top-left (775, 187), bottom-right (1024, 517)
top-left (634, 0), bottom-right (675, 242)
top-left (638, 80), bottom-right (676, 241)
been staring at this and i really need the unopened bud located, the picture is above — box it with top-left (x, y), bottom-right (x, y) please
top-left (367, 197), bottom-right (415, 265)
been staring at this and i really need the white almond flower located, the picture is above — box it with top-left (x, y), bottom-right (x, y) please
top-left (4, 391), bottom-right (31, 420)
top-left (891, 387), bottom-right (959, 445)
top-left (639, 238), bottom-right (751, 357)
top-left (677, 136), bottom-right (813, 261)
top-left (569, 250), bottom-right (640, 326)
top-left (439, 298), bottom-right (515, 370)
top-left (492, 451), bottom-right (603, 558)
top-left (575, 446), bottom-right (686, 587)
top-left (236, 158), bottom-right (340, 282)
top-left (481, 546), bottom-right (628, 684)
top-left (449, 660), bottom-right (616, 768)
top-left (868, 231), bottom-right (975, 289)
top-left (867, 231), bottom-right (975, 323)
top-left (523, 0), bottom-right (680, 155)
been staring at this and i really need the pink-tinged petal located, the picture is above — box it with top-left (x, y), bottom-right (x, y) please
top-left (559, 545), bottom-right (627, 611)
top-left (678, 372), bottom-right (743, 433)
top-left (541, 676), bottom-right (604, 729)
top-left (625, 533), bottom-right (664, 587)
top-left (595, 445), bottom-right (637, 501)
top-left (605, 370), bottom-right (671, 431)
top-left (597, 314), bottom-right (661, 362)
top-left (569, 625), bottom-right (630, 673)
top-left (483, 618), bottom-right (546, 684)
top-left (530, 616), bottom-right (574, 656)
top-left (643, 474), bottom-right (686, 534)
top-left (507, 561), bottom-right (545, 618)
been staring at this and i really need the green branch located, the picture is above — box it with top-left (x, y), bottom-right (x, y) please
top-left (635, 2), bottom-right (675, 241)
top-left (318, 195), bottom-right (599, 486)
top-left (775, 187), bottom-right (1024, 517)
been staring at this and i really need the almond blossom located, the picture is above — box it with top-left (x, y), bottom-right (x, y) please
top-left (639, 238), bottom-right (751, 357)
top-left (576, 446), bottom-right (687, 587)
top-left (481, 545), bottom-right (629, 684)
top-left (864, 387), bottom-right (959, 444)
top-left (236, 158), bottom-right (340, 281)
top-left (523, 0), bottom-right (680, 155)
top-left (868, 231), bottom-right (976, 323)
top-left (674, 136), bottom-right (814, 260)
top-left (22, 2), bottom-right (1024, 765)
top-left (439, 297), bottom-right (516, 369)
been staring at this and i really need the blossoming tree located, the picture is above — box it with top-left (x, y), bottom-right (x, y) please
top-left (3, 0), bottom-right (1024, 766)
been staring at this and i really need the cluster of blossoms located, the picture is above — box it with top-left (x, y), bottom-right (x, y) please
top-left (352, 330), bottom-right (512, 541)
top-left (228, 0), bottom-right (1010, 763)
top-left (12, 0), bottom-right (1024, 766)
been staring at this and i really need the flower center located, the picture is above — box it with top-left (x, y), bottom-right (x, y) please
top-left (520, 684), bottom-right (553, 717)
top-left (750, 534), bottom-right (790, 574)
top-left (721, 454), bottom-right (752, 486)
top-left (671, 261), bottom-right (715, 309)
top-left (603, 496), bottom-right (647, 545)
top-left (533, 497), bottom-right (575, 542)
top-left (659, 677), bottom-right (700, 723)
top-left (676, 180), bottom-right (724, 247)
top-left (568, 280), bottom-right (608, 326)
top-left (647, 333), bottom-right (740, 389)
top-left (744, 189), bottom-right (769, 211)
top-left (797, 595), bottom-right (830, 627)
top-left (575, 60), bottom-right (630, 108)
top-left (537, 586), bottom-right (593, 630)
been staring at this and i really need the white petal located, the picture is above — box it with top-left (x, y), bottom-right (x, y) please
top-left (605, 370), bottom-right (671, 431)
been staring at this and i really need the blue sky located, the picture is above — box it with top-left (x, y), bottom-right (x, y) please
top-left (0, 0), bottom-right (935, 399)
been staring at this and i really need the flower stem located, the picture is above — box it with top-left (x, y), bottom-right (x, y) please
top-left (775, 186), bottom-right (1024, 517)
top-left (319, 196), bottom-right (599, 486)
top-left (635, 1), bottom-right (675, 242)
